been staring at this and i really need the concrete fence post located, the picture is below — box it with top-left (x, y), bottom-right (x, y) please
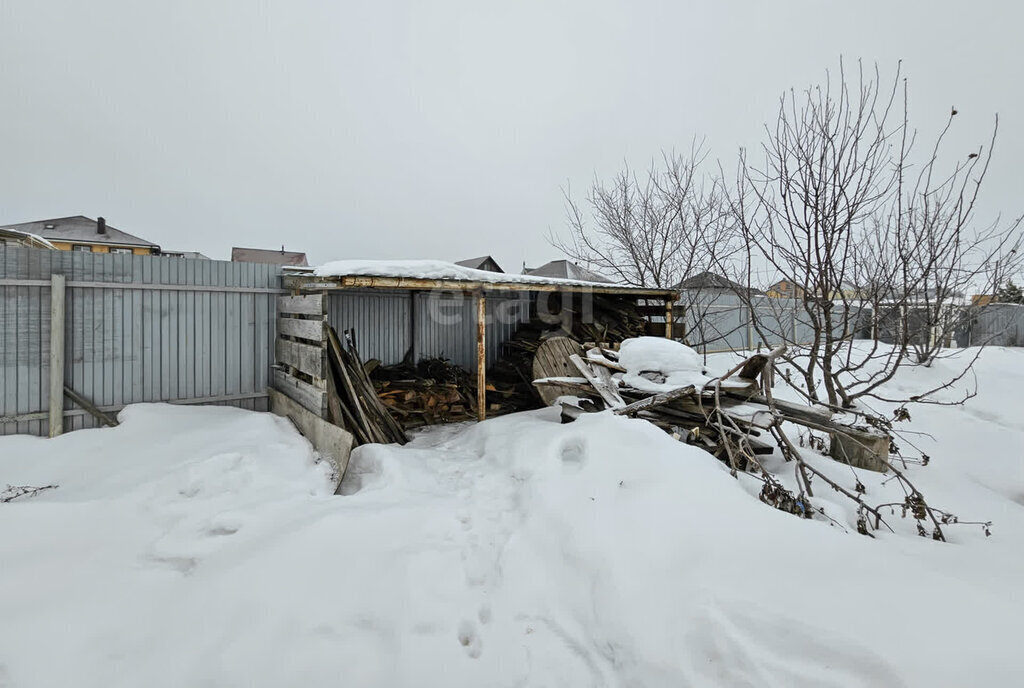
top-left (48, 274), bottom-right (65, 438)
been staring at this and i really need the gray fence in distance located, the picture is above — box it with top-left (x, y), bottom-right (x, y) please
top-left (963, 303), bottom-right (1024, 347)
top-left (1, 245), bottom-right (283, 437)
top-left (678, 292), bottom-right (827, 354)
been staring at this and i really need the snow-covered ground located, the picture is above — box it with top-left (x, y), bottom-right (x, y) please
top-left (1, 347), bottom-right (1023, 687)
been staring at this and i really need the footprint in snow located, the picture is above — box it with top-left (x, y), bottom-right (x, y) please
top-left (560, 437), bottom-right (587, 471)
top-left (457, 619), bottom-right (482, 658)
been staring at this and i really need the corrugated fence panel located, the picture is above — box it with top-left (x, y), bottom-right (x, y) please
top-left (416, 292), bottom-right (476, 369)
top-left (487, 293), bottom-right (530, 367)
top-left (328, 290), bottom-right (528, 370)
top-left (0, 245), bottom-right (282, 436)
top-left (679, 292), bottom-right (819, 353)
top-left (328, 289), bottom-right (411, 365)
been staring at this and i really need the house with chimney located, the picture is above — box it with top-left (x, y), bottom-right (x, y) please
top-left (0, 216), bottom-right (160, 255)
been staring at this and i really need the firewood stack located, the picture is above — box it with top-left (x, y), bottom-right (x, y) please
top-left (371, 358), bottom-right (479, 428)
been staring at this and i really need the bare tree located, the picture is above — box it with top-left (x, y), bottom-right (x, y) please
top-left (557, 144), bottom-right (744, 351)
top-left (726, 60), bottom-right (1021, 409)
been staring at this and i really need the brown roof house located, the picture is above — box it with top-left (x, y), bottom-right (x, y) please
top-left (677, 271), bottom-right (764, 295)
top-left (232, 246), bottom-right (309, 266)
top-left (0, 215), bottom-right (160, 254)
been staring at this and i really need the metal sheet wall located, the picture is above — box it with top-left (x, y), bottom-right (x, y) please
top-left (0, 245), bottom-right (282, 436)
top-left (327, 290), bottom-right (530, 371)
top-left (678, 292), bottom-right (826, 353)
top-left (487, 293), bottom-right (531, 365)
top-left (328, 289), bottom-right (411, 365)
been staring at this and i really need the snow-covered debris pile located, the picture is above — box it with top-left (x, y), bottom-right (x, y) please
top-left (537, 336), bottom-right (992, 542)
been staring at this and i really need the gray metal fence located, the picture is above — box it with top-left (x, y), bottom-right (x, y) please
top-left (963, 303), bottom-right (1024, 347)
top-left (678, 292), bottom-right (824, 353)
top-left (1, 245), bottom-right (283, 436)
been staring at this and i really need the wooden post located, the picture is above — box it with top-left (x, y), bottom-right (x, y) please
top-left (48, 274), bottom-right (65, 437)
top-left (746, 304), bottom-right (754, 351)
top-left (665, 299), bottom-right (674, 339)
top-left (476, 291), bottom-right (486, 422)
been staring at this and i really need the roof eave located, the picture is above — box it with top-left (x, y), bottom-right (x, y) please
top-left (284, 274), bottom-right (678, 298)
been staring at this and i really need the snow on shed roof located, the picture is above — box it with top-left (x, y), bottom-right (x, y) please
top-left (310, 259), bottom-right (675, 295)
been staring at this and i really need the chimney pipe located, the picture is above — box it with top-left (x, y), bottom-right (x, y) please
top-left (97, 217), bottom-right (107, 235)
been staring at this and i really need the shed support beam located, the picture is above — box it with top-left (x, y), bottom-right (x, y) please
top-left (48, 274), bottom-right (65, 437)
top-left (665, 299), bottom-right (674, 340)
top-left (476, 291), bottom-right (486, 422)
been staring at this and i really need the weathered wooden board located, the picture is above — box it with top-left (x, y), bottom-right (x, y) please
top-left (570, 354), bottom-right (624, 408)
top-left (277, 316), bottom-right (325, 342)
top-left (272, 368), bottom-right (326, 416)
top-left (277, 293), bottom-right (324, 316)
top-left (269, 387), bottom-right (353, 493)
top-left (276, 338), bottom-right (325, 380)
top-left (532, 336), bottom-right (586, 405)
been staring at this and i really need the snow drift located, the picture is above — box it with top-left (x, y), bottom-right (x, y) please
top-left (1, 348), bottom-right (1023, 686)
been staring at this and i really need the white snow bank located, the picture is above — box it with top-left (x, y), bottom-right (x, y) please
top-left (1, 348), bottom-right (1023, 686)
top-left (313, 258), bottom-right (621, 288)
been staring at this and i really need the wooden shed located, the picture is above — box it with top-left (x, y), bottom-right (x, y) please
top-left (272, 261), bottom-right (678, 425)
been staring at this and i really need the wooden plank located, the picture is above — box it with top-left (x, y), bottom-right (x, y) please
top-left (272, 368), bottom-right (326, 416)
top-left (665, 300), bottom-right (674, 339)
top-left (277, 316), bottom-right (325, 341)
top-left (326, 327), bottom-right (381, 442)
top-left (569, 354), bottom-right (625, 409)
top-left (277, 293), bottom-right (324, 315)
top-left (532, 336), bottom-right (587, 406)
top-left (615, 385), bottom-right (696, 417)
top-left (64, 385), bottom-right (119, 427)
top-left (476, 292), bottom-right (486, 421)
top-left (269, 388), bottom-right (353, 493)
top-left (276, 338), bottom-right (325, 380)
top-left (283, 274), bottom-right (679, 299)
top-left (48, 274), bottom-right (65, 437)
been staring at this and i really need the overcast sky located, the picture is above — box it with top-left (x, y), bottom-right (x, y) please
top-left (1, 1), bottom-right (1020, 272)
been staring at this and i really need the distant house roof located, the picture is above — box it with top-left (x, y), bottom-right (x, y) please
top-left (0, 227), bottom-right (57, 250)
top-left (455, 256), bottom-right (504, 273)
top-left (524, 260), bottom-right (612, 283)
top-left (0, 215), bottom-right (159, 249)
top-left (677, 271), bottom-right (762, 294)
top-left (231, 247), bottom-right (309, 266)
top-left (163, 250), bottom-right (211, 260)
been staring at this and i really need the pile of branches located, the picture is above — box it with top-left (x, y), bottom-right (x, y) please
top-left (1, 484), bottom-right (58, 503)
top-left (540, 344), bottom-right (990, 541)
